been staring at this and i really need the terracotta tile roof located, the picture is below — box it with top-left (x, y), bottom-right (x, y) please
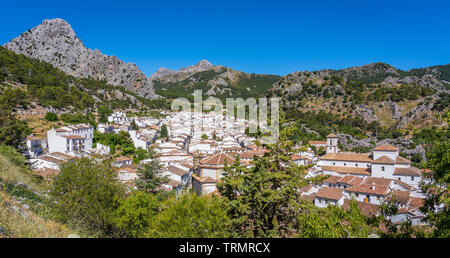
top-left (299, 184), bottom-right (313, 193)
top-left (302, 194), bottom-right (315, 202)
top-left (27, 136), bottom-right (42, 141)
top-left (323, 175), bottom-right (342, 184)
top-left (408, 197), bottom-right (424, 208)
top-left (315, 187), bottom-right (344, 201)
top-left (320, 153), bottom-right (372, 162)
top-left (393, 179), bottom-right (412, 190)
top-left (389, 190), bottom-right (411, 205)
top-left (167, 179), bottom-right (181, 188)
top-left (239, 149), bottom-right (268, 160)
top-left (200, 152), bottom-right (236, 165)
top-left (180, 163), bottom-right (193, 169)
top-left (396, 156), bottom-right (411, 164)
top-left (362, 177), bottom-right (393, 186)
top-left (327, 133), bottom-right (338, 138)
top-left (291, 154), bottom-right (311, 162)
top-left (39, 156), bottom-right (66, 165)
top-left (321, 166), bottom-right (371, 176)
top-left (345, 184), bottom-right (390, 196)
top-left (372, 156), bottom-right (396, 164)
top-left (394, 167), bottom-right (421, 176)
top-left (373, 144), bottom-right (398, 151)
top-left (115, 156), bottom-right (132, 162)
top-left (337, 175), bottom-right (364, 186)
top-left (33, 167), bottom-right (60, 177)
top-left (62, 135), bottom-right (85, 140)
top-left (343, 199), bottom-right (380, 217)
top-left (166, 165), bottom-right (187, 176)
top-left (192, 174), bottom-right (217, 183)
top-left (206, 189), bottom-right (222, 197)
top-left (308, 141), bottom-right (327, 145)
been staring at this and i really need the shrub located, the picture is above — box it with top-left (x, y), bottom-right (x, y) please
top-left (44, 112), bottom-right (58, 122)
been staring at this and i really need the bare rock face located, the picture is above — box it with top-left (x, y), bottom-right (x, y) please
top-left (3, 18), bottom-right (157, 99)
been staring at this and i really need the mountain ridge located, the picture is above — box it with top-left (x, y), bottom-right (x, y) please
top-left (3, 18), bottom-right (158, 99)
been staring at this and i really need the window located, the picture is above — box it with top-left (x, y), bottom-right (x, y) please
top-left (355, 163), bottom-right (358, 167)
top-left (344, 163), bottom-right (347, 166)
top-left (333, 162), bottom-right (335, 166)
top-left (381, 166), bottom-right (385, 172)
top-left (367, 164), bottom-right (370, 167)
top-left (355, 193), bottom-right (359, 197)
top-left (398, 177), bottom-right (401, 181)
top-left (411, 176), bottom-right (414, 181)
top-left (377, 196), bottom-right (380, 201)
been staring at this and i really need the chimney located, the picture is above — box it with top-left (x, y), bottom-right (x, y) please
top-left (371, 183), bottom-right (375, 190)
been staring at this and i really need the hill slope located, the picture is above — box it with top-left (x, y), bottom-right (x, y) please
top-left (268, 62), bottom-right (450, 130)
top-left (151, 60), bottom-right (282, 101)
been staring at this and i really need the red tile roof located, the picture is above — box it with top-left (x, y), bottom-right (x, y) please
top-left (373, 144), bottom-right (399, 151)
top-left (200, 152), bottom-right (236, 166)
top-left (321, 166), bottom-right (371, 176)
top-left (373, 155), bottom-right (396, 164)
top-left (320, 153), bottom-right (372, 162)
top-left (393, 167), bottom-right (421, 176)
top-left (315, 187), bottom-right (344, 201)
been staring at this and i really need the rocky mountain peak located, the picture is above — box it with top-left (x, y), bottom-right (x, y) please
top-left (179, 59), bottom-right (214, 73)
top-left (3, 18), bottom-right (157, 99)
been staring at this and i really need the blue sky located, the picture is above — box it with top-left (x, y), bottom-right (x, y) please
top-left (0, 0), bottom-right (449, 76)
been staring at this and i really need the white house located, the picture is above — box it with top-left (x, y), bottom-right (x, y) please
top-left (47, 124), bottom-right (94, 157)
top-left (26, 135), bottom-right (43, 158)
top-left (314, 187), bottom-right (345, 208)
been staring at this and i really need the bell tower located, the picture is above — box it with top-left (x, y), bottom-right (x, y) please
top-left (326, 133), bottom-right (339, 154)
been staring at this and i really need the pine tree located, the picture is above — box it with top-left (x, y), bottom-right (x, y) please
top-left (131, 118), bottom-right (139, 130)
top-left (160, 124), bottom-right (168, 140)
top-left (135, 157), bottom-right (170, 193)
top-left (218, 127), bottom-right (308, 237)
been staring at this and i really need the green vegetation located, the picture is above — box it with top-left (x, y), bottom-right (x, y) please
top-left (135, 157), bottom-right (169, 193)
top-left (0, 46), bottom-right (169, 111)
top-left (44, 112), bottom-right (58, 122)
top-left (419, 113), bottom-right (450, 237)
top-left (0, 99), bottom-right (32, 149)
top-left (159, 124), bottom-right (168, 140)
top-left (154, 68), bottom-right (281, 101)
top-left (94, 131), bottom-right (134, 155)
top-left (50, 158), bottom-right (126, 237)
top-left (145, 193), bottom-right (230, 238)
top-left (60, 112), bottom-right (95, 125)
top-left (98, 105), bottom-right (112, 123)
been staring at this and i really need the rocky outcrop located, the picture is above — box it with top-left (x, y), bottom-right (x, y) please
top-left (3, 18), bottom-right (157, 99)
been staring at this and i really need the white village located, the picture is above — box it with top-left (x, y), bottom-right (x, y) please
top-left (24, 109), bottom-right (430, 226)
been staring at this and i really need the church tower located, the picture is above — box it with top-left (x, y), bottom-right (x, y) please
top-left (326, 133), bottom-right (339, 154)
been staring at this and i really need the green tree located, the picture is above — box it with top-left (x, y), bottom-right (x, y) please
top-left (98, 105), bottom-right (112, 123)
top-left (218, 128), bottom-right (307, 237)
top-left (420, 139), bottom-right (450, 237)
top-left (135, 157), bottom-right (170, 193)
top-left (44, 112), bottom-right (58, 122)
top-left (0, 103), bottom-right (31, 149)
top-left (419, 111), bottom-right (450, 237)
top-left (113, 191), bottom-right (161, 238)
top-left (50, 158), bottom-right (126, 236)
top-left (131, 118), bottom-right (139, 130)
top-left (159, 124), bottom-right (168, 140)
top-left (295, 200), bottom-right (372, 238)
top-left (145, 193), bottom-right (230, 238)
